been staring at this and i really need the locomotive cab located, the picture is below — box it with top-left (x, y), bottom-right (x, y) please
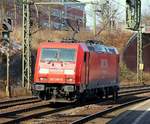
top-left (32, 42), bottom-right (87, 101)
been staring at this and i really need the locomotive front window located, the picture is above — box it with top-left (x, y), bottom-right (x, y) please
top-left (59, 49), bottom-right (75, 62)
top-left (41, 48), bottom-right (75, 62)
top-left (41, 49), bottom-right (58, 61)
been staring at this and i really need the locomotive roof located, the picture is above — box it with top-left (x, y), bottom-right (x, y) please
top-left (86, 43), bottom-right (118, 54)
top-left (39, 41), bottom-right (118, 54)
top-left (39, 42), bottom-right (88, 51)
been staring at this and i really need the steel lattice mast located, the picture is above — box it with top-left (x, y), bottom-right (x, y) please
top-left (136, 0), bottom-right (144, 84)
top-left (22, 0), bottom-right (32, 89)
top-left (137, 27), bottom-right (143, 84)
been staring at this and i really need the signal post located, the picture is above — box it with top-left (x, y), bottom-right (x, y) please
top-left (126, 0), bottom-right (143, 84)
top-left (2, 18), bottom-right (13, 97)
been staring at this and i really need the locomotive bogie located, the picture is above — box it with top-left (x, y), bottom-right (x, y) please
top-left (32, 83), bottom-right (79, 101)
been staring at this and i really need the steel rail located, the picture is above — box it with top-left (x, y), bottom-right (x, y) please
top-left (1, 104), bottom-right (77, 124)
top-left (120, 84), bottom-right (150, 90)
top-left (0, 98), bottom-right (41, 110)
top-left (0, 101), bottom-right (51, 117)
top-left (0, 96), bottom-right (40, 109)
top-left (0, 96), bottom-right (38, 105)
top-left (120, 89), bottom-right (150, 97)
top-left (119, 87), bottom-right (150, 94)
top-left (71, 97), bottom-right (150, 124)
top-left (0, 102), bottom-right (78, 124)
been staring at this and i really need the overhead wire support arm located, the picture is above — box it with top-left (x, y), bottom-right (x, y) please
top-left (34, 2), bottom-right (97, 5)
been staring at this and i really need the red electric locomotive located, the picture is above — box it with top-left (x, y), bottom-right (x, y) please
top-left (32, 40), bottom-right (119, 102)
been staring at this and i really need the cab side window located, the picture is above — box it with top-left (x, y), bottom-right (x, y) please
top-left (84, 52), bottom-right (86, 63)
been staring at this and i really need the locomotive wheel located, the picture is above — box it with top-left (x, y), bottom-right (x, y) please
top-left (105, 93), bottom-right (108, 99)
top-left (39, 92), bottom-right (45, 100)
top-left (79, 91), bottom-right (87, 103)
top-left (99, 93), bottom-right (103, 99)
top-left (104, 88), bottom-right (109, 99)
top-left (113, 90), bottom-right (118, 102)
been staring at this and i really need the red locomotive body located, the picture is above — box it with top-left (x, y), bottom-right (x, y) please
top-left (32, 41), bottom-right (119, 102)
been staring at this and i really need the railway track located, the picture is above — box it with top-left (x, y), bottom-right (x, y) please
top-left (22, 90), bottom-right (150, 124)
top-left (119, 87), bottom-right (150, 97)
top-left (120, 84), bottom-right (150, 90)
top-left (71, 96), bottom-right (150, 124)
top-left (120, 85), bottom-right (150, 93)
top-left (0, 100), bottom-right (77, 124)
top-left (0, 86), bottom-right (150, 124)
top-left (0, 96), bottom-right (40, 109)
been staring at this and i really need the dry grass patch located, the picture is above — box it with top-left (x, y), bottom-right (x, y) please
top-left (11, 86), bottom-right (31, 97)
top-left (0, 81), bottom-right (31, 98)
top-left (11, 27), bottom-right (132, 51)
top-left (0, 90), bottom-right (6, 98)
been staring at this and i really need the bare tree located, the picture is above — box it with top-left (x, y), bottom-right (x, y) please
top-left (142, 9), bottom-right (150, 25)
top-left (94, 0), bottom-right (119, 38)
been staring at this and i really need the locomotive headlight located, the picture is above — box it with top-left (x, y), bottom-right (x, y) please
top-left (66, 77), bottom-right (73, 82)
top-left (39, 68), bottom-right (49, 74)
top-left (39, 77), bottom-right (48, 81)
top-left (64, 70), bottom-right (74, 75)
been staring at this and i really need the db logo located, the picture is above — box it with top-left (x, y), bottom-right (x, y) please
top-left (101, 59), bottom-right (108, 68)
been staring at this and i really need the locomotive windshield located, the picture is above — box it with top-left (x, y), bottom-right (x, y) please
top-left (41, 48), bottom-right (76, 62)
